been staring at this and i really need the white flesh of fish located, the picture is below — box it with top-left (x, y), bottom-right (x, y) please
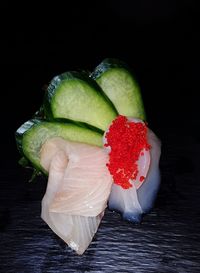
top-left (105, 118), bottom-right (161, 223)
top-left (40, 137), bottom-right (113, 254)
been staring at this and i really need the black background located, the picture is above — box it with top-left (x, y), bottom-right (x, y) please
top-left (1, 0), bottom-right (199, 169)
top-left (1, 0), bottom-right (200, 166)
top-left (1, 1), bottom-right (200, 272)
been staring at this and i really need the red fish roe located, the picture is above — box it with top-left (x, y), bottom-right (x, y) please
top-left (140, 176), bottom-right (145, 182)
top-left (104, 115), bottom-right (151, 189)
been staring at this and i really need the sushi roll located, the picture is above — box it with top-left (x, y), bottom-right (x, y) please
top-left (104, 115), bottom-right (161, 223)
top-left (40, 137), bottom-right (113, 254)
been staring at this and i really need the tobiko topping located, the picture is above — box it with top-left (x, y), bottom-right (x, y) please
top-left (104, 115), bottom-right (151, 189)
top-left (139, 176), bottom-right (145, 182)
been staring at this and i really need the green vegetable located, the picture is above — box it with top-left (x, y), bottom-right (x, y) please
top-left (16, 119), bottom-right (103, 172)
top-left (44, 71), bottom-right (117, 131)
top-left (91, 58), bottom-right (146, 120)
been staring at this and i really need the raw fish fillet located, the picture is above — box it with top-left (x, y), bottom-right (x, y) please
top-left (40, 137), bottom-right (113, 254)
top-left (106, 119), bottom-right (161, 223)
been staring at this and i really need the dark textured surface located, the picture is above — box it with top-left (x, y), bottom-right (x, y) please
top-left (1, 130), bottom-right (200, 273)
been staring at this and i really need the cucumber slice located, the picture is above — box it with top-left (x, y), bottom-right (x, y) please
top-left (91, 58), bottom-right (146, 120)
top-left (44, 71), bottom-right (117, 131)
top-left (16, 119), bottom-right (103, 172)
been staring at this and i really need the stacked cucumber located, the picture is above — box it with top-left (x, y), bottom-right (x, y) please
top-left (16, 58), bottom-right (146, 174)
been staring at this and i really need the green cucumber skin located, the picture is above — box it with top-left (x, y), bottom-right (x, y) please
top-left (16, 119), bottom-right (103, 172)
top-left (44, 71), bottom-right (117, 131)
top-left (15, 119), bottom-right (41, 154)
top-left (91, 58), bottom-right (130, 79)
top-left (91, 58), bottom-right (146, 120)
top-left (52, 118), bottom-right (104, 135)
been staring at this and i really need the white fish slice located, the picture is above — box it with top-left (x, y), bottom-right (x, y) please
top-left (40, 137), bottom-right (113, 255)
top-left (105, 118), bottom-right (161, 223)
top-left (137, 128), bottom-right (161, 213)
